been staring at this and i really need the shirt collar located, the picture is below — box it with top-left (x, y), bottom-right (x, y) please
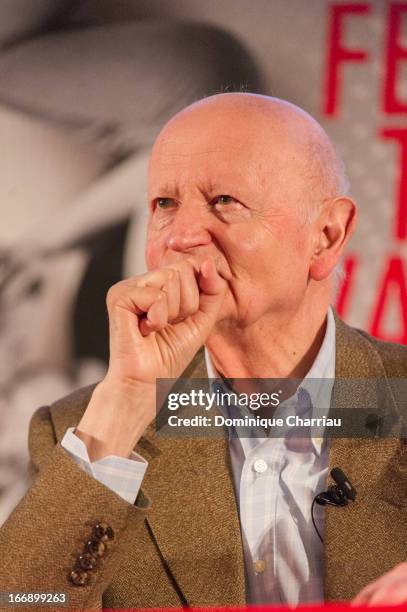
top-left (204, 307), bottom-right (336, 455)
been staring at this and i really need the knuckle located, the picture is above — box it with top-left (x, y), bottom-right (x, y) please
top-left (106, 282), bottom-right (122, 306)
top-left (155, 289), bottom-right (166, 301)
top-left (165, 268), bottom-right (177, 282)
top-left (106, 278), bottom-right (134, 302)
top-left (184, 262), bottom-right (196, 278)
top-left (184, 299), bottom-right (199, 317)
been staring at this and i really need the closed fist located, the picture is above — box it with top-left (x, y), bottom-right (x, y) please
top-left (105, 256), bottom-right (227, 385)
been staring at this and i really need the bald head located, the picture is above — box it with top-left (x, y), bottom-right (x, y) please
top-left (151, 93), bottom-right (348, 220)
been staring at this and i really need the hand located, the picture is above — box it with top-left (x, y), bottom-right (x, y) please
top-left (351, 562), bottom-right (407, 607)
top-left (105, 256), bottom-right (227, 383)
top-left (76, 256), bottom-right (227, 459)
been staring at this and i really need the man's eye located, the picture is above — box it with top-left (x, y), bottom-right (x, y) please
top-left (154, 198), bottom-right (177, 210)
top-left (211, 194), bottom-right (248, 221)
top-left (213, 195), bottom-right (236, 205)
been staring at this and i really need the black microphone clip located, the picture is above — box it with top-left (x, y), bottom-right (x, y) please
top-left (315, 467), bottom-right (357, 507)
top-left (311, 468), bottom-right (357, 543)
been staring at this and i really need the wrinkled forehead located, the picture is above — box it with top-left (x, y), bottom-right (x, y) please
top-left (148, 116), bottom-right (299, 194)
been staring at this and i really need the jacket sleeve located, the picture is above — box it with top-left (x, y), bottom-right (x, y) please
top-left (0, 405), bottom-right (150, 612)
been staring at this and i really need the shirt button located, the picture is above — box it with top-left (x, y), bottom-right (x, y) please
top-left (253, 458), bottom-right (267, 473)
top-left (254, 559), bottom-right (266, 574)
top-left (312, 437), bottom-right (324, 447)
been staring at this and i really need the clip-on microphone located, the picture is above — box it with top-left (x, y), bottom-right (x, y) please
top-left (312, 468), bottom-right (357, 542)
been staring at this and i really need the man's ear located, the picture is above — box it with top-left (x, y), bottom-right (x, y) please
top-left (309, 196), bottom-right (357, 281)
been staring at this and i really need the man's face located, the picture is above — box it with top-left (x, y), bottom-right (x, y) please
top-left (146, 109), bottom-right (316, 328)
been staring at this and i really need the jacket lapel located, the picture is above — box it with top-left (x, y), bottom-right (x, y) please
top-left (324, 315), bottom-right (402, 600)
top-left (138, 349), bottom-right (246, 607)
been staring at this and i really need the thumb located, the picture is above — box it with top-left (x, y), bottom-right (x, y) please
top-left (198, 257), bottom-right (226, 296)
top-left (195, 256), bottom-right (228, 330)
top-left (178, 256), bottom-right (227, 344)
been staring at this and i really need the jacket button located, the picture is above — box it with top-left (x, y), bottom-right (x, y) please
top-left (93, 522), bottom-right (114, 541)
top-left (77, 553), bottom-right (96, 571)
top-left (69, 569), bottom-right (89, 586)
top-left (86, 538), bottom-right (106, 557)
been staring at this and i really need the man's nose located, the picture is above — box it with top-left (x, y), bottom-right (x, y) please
top-left (165, 204), bottom-right (212, 251)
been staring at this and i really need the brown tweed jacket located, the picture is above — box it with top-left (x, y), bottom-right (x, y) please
top-left (0, 315), bottom-right (406, 611)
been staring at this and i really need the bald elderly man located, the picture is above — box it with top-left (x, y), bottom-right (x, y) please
top-left (1, 94), bottom-right (406, 610)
